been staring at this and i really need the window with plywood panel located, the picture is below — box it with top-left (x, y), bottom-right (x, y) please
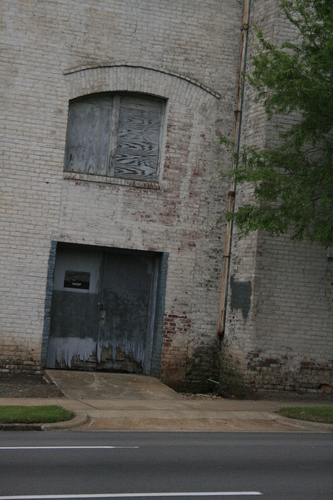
top-left (64, 93), bottom-right (165, 182)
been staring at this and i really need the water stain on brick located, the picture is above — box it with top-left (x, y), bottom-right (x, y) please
top-left (184, 342), bottom-right (220, 393)
top-left (245, 351), bottom-right (333, 391)
top-left (230, 276), bottom-right (252, 320)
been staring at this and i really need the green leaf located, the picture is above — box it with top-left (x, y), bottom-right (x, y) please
top-left (223, 0), bottom-right (333, 248)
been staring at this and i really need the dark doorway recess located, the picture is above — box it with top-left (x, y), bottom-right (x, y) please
top-left (46, 243), bottom-right (166, 375)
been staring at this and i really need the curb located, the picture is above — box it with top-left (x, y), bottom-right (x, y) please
top-left (273, 413), bottom-right (333, 433)
top-left (0, 412), bottom-right (88, 432)
top-left (0, 423), bottom-right (42, 431)
top-left (42, 411), bottom-right (88, 431)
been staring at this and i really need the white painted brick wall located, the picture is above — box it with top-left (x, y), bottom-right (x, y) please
top-left (224, 0), bottom-right (333, 391)
top-left (2, 0), bottom-right (330, 391)
top-left (0, 0), bottom-right (242, 387)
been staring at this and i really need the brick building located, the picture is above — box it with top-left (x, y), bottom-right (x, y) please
top-left (1, 0), bottom-right (332, 391)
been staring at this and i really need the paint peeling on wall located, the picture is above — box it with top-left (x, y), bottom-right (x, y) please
top-left (96, 338), bottom-right (146, 373)
top-left (46, 337), bottom-right (96, 368)
top-left (46, 335), bottom-right (147, 372)
top-left (96, 338), bottom-right (146, 366)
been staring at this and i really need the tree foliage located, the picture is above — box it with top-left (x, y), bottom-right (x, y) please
top-left (224, 0), bottom-right (333, 247)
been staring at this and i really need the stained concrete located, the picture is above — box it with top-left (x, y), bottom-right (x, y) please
top-left (44, 370), bottom-right (180, 401)
top-left (22, 370), bottom-right (331, 432)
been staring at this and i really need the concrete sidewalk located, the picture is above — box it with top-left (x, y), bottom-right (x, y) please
top-left (0, 370), bottom-right (332, 432)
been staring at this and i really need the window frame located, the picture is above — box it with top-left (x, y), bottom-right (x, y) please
top-left (64, 92), bottom-right (166, 184)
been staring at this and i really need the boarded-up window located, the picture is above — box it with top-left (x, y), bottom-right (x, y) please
top-left (65, 93), bottom-right (164, 182)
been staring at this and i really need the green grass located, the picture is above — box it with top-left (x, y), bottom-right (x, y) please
top-left (0, 405), bottom-right (74, 424)
top-left (279, 406), bottom-right (333, 424)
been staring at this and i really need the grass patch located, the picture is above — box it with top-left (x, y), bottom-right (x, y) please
top-left (279, 406), bottom-right (333, 424)
top-left (0, 405), bottom-right (74, 424)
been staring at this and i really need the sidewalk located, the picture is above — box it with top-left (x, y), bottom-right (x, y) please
top-left (0, 370), bottom-right (332, 432)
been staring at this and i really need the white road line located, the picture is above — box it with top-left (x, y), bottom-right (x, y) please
top-left (0, 493), bottom-right (262, 499)
top-left (0, 446), bottom-right (139, 450)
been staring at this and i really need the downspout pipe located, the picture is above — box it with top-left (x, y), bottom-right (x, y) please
top-left (218, 0), bottom-right (251, 336)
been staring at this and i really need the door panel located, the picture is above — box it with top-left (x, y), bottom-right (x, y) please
top-left (96, 253), bottom-right (155, 373)
top-left (48, 292), bottom-right (99, 370)
top-left (46, 247), bottom-right (103, 370)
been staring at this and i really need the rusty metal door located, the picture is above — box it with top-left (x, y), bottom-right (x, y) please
top-left (47, 246), bottom-right (158, 373)
top-left (96, 252), bottom-right (158, 374)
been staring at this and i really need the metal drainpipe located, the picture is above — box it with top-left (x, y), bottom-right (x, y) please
top-left (218, 0), bottom-right (251, 336)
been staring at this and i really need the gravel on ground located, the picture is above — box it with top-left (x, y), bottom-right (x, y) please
top-left (180, 390), bottom-right (332, 402)
top-left (0, 374), bottom-right (63, 398)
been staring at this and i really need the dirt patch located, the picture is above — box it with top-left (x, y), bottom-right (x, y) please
top-left (0, 374), bottom-right (63, 398)
top-left (180, 389), bottom-right (333, 402)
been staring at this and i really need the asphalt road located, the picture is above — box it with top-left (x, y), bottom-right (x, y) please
top-left (0, 432), bottom-right (332, 500)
